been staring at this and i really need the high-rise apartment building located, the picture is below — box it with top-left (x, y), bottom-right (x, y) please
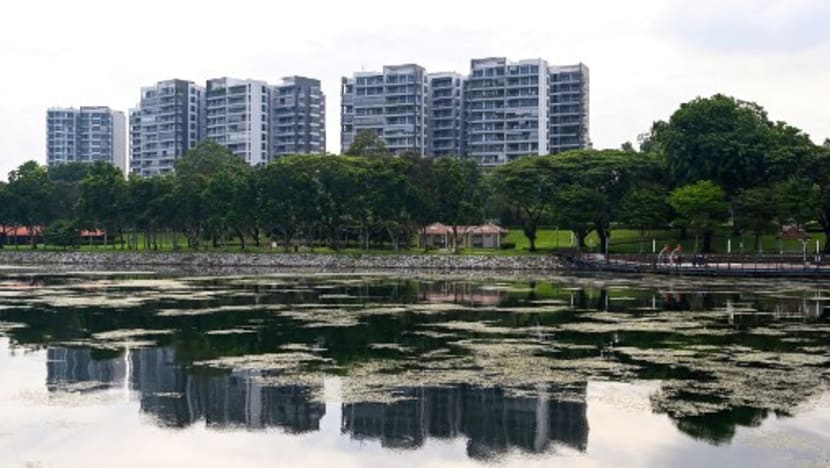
top-left (271, 76), bottom-right (326, 157)
top-left (549, 63), bottom-right (590, 154)
top-left (341, 58), bottom-right (590, 165)
top-left (341, 64), bottom-right (429, 156)
top-left (428, 73), bottom-right (465, 157)
top-left (206, 77), bottom-right (271, 166)
top-left (129, 79), bottom-right (204, 177)
top-left (464, 57), bottom-right (550, 166)
top-left (46, 106), bottom-right (127, 174)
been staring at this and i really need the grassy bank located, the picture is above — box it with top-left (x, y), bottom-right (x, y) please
top-left (3, 228), bottom-right (826, 256)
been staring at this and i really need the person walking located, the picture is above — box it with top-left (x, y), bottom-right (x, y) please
top-left (658, 244), bottom-right (670, 265)
top-left (672, 244), bottom-right (683, 267)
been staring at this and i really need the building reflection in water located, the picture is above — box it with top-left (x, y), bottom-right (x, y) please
top-left (47, 347), bottom-right (126, 392)
top-left (46, 346), bottom-right (325, 433)
top-left (341, 384), bottom-right (588, 459)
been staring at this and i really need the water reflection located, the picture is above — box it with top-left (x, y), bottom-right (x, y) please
top-left (342, 385), bottom-right (587, 458)
top-left (47, 347), bottom-right (126, 392)
top-left (47, 346), bottom-right (326, 433)
top-left (1, 272), bottom-right (829, 465)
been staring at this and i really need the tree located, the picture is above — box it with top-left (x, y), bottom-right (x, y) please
top-left (551, 184), bottom-right (605, 250)
top-left (311, 156), bottom-right (361, 250)
top-left (78, 162), bottom-right (127, 247)
top-left (810, 147), bottom-right (830, 253)
top-left (7, 161), bottom-right (53, 248)
top-left (620, 141), bottom-right (636, 153)
top-left (44, 219), bottom-right (79, 249)
top-left (654, 94), bottom-right (774, 194)
top-left (433, 158), bottom-right (483, 253)
top-left (547, 150), bottom-right (648, 253)
top-left (361, 157), bottom-right (416, 250)
top-left (345, 130), bottom-right (391, 158)
top-left (174, 140), bottom-right (248, 248)
top-left (823, 138), bottom-right (830, 149)
top-left (771, 179), bottom-right (820, 230)
top-left (48, 162), bottom-right (91, 220)
top-left (668, 181), bottom-right (729, 253)
top-left (493, 157), bottom-right (554, 252)
top-left (618, 183), bottom-right (673, 252)
top-left (0, 182), bottom-right (9, 248)
top-left (203, 165), bottom-right (255, 249)
top-left (258, 156), bottom-right (316, 251)
top-left (734, 187), bottom-right (776, 252)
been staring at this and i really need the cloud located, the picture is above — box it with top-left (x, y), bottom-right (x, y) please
top-left (662, 0), bottom-right (830, 54)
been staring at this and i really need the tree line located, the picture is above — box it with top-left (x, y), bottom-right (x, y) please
top-left (1, 93), bottom-right (829, 253)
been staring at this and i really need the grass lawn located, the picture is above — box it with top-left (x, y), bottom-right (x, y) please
top-left (6, 227), bottom-right (827, 256)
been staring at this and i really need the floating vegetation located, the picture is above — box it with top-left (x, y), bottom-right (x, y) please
top-left (156, 304), bottom-right (278, 317)
top-left (91, 329), bottom-right (173, 341)
top-left (425, 321), bottom-right (518, 335)
top-left (205, 328), bottom-right (258, 335)
top-left (195, 352), bottom-right (333, 373)
top-left (276, 308), bottom-right (362, 328)
top-left (0, 321), bottom-right (26, 332)
top-left (368, 343), bottom-right (413, 352)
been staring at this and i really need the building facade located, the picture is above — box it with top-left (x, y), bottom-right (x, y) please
top-left (46, 106), bottom-right (127, 174)
top-left (340, 58), bottom-right (590, 165)
top-left (205, 77), bottom-right (271, 166)
top-left (464, 57), bottom-right (550, 166)
top-left (271, 76), bottom-right (326, 157)
top-left (341, 64), bottom-right (429, 156)
top-left (549, 63), bottom-right (590, 154)
top-left (129, 79), bottom-right (205, 177)
top-left (428, 73), bottom-right (465, 157)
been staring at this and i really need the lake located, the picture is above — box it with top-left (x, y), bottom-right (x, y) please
top-left (0, 268), bottom-right (828, 467)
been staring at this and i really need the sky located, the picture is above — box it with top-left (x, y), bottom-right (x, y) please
top-left (1, 0), bottom-right (829, 180)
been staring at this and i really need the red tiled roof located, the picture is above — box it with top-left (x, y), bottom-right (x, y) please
top-left (0, 226), bottom-right (42, 237)
top-left (80, 230), bottom-right (106, 237)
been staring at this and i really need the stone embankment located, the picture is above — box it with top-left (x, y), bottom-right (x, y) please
top-left (0, 250), bottom-right (562, 271)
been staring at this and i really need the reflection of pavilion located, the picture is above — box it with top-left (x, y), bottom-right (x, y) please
top-left (421, 281), bottom-right (505, 306)
top-left (45, 346), bottom-right (325, 433)
top-left (341, 384), bottom-right (588, 458)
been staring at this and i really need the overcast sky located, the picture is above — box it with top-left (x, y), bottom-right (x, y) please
top-left (1, 0), bottom-right (828, 180)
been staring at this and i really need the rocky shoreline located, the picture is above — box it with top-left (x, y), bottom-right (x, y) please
top-left (0, 250), bottom-right (563, 271)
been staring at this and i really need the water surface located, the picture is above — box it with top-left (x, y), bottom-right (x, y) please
top-left (0, 269), bottom-right (828, 467)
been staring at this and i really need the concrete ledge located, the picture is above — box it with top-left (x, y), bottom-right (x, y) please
top-left (0, 251), bottom-right (562, 271)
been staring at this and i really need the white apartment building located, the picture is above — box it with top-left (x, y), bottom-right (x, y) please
top-left (428, 72), bottom-right (465, 157)
top-left (46, 106), bottom-right (127, 174)
top-left (272, 76), bottom-right (326, 157)
top-left (549, 63), bottom-right (591, 153)
top-left (129, 79), bottom-right (205, 177)
top-left (206, 77), bottom-right (271, 166)
top-left (341, 64), bottom-right (429, 156)
top-left (464, 57), bottom-right (550, 166)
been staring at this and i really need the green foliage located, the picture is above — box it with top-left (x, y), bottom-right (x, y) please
top-left (734, 187), bottom-right (776, 252)
top-left (345, 129), bottom-right (391, 158)
top-left (434, 158), bottom-right (483, 252)
top-left (78, 162), bottom-right (127, 244)
top-left (668, 181), bottom-right (729, 252)
top-left (492, 157), bottom-right (554, 251)
top-left (771, 179), bottom-right (820, 229)
top-left (43, 219), bottom-right (79, 248)
top-left (618, 183), bottom-right (673, 232)
top-left (547, 149), bottom-right (651, 251)
top-left (7, 161), bottom-right (53, 248)
top-left (655, 94), bottom-right (774, 193)
top-left (174, 140), bottom-right (248, 248)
